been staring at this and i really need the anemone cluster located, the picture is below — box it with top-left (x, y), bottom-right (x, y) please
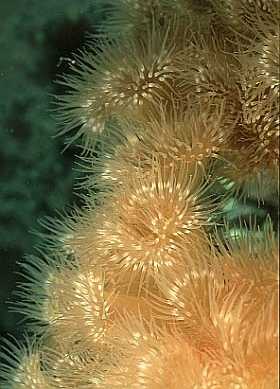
top-left (0, 0), bottom-right (279, 388)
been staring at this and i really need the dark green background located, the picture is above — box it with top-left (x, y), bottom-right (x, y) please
top-left (0, 0), bottom-right (102, 345)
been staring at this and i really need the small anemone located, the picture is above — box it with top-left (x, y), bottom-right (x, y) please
top-left (88, 159), bottom-right (216, 295)
top-left (54, 17), bottom-right (183, 147)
